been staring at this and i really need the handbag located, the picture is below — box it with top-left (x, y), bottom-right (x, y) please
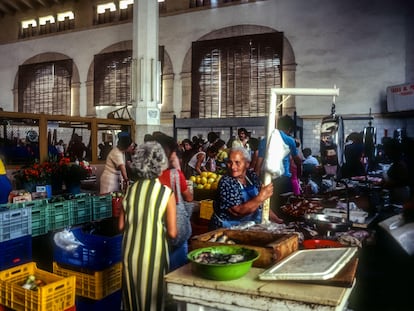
top-left (168, 169), bottom-right (193, 248)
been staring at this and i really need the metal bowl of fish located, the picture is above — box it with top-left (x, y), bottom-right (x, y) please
top-left (187, 245), bottom-right (260, 281)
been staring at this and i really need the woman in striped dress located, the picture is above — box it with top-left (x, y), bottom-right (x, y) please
top-left (118, 141), bottom-right (177, 311)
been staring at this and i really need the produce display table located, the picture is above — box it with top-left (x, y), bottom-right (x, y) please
top-left (165, 263), bottom-right (355, 311)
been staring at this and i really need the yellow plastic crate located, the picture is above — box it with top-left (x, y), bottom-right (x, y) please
top-left (199, 199), bottom-right (214, 220)
top-left (0, 262), bottom-right (76, 311)
top-left (52, 262), bottom-right (122, 300)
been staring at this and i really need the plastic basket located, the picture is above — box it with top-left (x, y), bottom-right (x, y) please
top-left (53, 262), bottom-right (122, 300)
top-left (53, 221), bottom-right (122, 270)
top-left (47, 200), bottom-right (71, 231)
top-left (91, 195), bottom-right (112, 220)
top-left (0, 262), bottom-right (76, 311)
top-left (0, 207), bottom-right (32, 242)
top-left (0, 235), bottom-right (32, 270)
top-left (70, 194), bottom-right (92, 226)
top-left (20, 200), bottom-right (48, 237)
top-left (75, 289), bottom-right (121, 311)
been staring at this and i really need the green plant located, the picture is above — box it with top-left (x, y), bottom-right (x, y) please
top-left (59, 157), bottom-right (92, 187)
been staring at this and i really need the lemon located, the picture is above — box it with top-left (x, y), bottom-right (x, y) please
top-left (211, 182), bottom-right (218, 190)
top-left (207, 177), bottom-right (216, 184)
top-left (201, 171), bottom-right (209, 178)
top-left (204, 183), bottom-right (211, 190)
top-left (200, 177), bottom-right (208, 184)
top-left (189, 176), bottom-right (196, 182)
top-left (197, 184), bottom-right (204, 189)
top-left (196, 177), bottom-right (201, 184)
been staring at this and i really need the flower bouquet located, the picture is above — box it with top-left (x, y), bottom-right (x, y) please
top-left (59, 158), bottom-right (92, 190)
top-left (13, 161), bottom-right (58, 192)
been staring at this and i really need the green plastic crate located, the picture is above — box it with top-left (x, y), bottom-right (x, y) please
top-left (70, 194), bottom-right (92, 226)
top-left (47, 199), bottom-right (71, 231)
top-left (20, 199), bottom-right (48, 237)
top-left (91, 194), bottom-right (112, 220)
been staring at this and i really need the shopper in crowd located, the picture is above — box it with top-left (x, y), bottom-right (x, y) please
top-left (118, 141), bottom-right (177, 311)
top-left (232, 127), bottom-right (251, 154)
top-left (0, 157), bottom-right (12, 204)
top-left (303, 148), bottom-right (319, 166)
top-left (269, 115), bottom-right (302, 217)
top-left (100, 134), bottom-right (133, 194)
top-left (209, 147), bottom-right (282, 230)
top-left (215, 139), bottom-right (228, 169)
top-left (180, 138), bottom-right (195, 179)
top-left (382, 138), bottom-right (411, 205)
top-left (158, 138), bottom-right (193, 271)
top-left (340, 132), bottom-right (366, 178)
top-left (290, 139), bottom-right (303, 196)
top-left (204, 145), bottom-right (218, 172)
top-left (187, 143), bottom-right (207, 176)
top-left (55, 139), bottom-right (65, 158)
top-left (203, 131), bottom-right (220, 151)
top-left (66, 133), bottom-right (88, 161)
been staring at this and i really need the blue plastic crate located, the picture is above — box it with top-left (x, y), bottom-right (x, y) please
top-left (0, 235), bottom-right (32, 270)
top-left (91, 194), bottom-right (112, 220)
top-left (76, 289), bottom-right (121, 311)
top-left (70, 194), bottom-right (92, 226)
top-left (53, 221), bottom-right (122, 270)
top-left (20, 199), bottom-right (48, 237)
top-left (47, 199), bottom-right (72, 231)
top-left (0, 206), bottom-right (32, 242)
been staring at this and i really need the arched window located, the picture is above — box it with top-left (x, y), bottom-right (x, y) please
top-left (191, 32), bottom-right (283, 118)
top-left (18, 59), bottom-right (73, 114)
top-left (93, 50), bottom-right (132, 107)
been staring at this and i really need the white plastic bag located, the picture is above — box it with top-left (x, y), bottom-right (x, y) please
top-left (264, 129), bottom-right (290, 179)
top-left (53, 229), bottom-right (84, 252)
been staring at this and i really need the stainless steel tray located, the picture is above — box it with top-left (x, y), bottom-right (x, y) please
top-left (258, 247), bottom-right (357, 281)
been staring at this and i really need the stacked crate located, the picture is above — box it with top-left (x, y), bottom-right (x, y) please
top-left (0, 262), bottom-right (76, 311)
top-left (52, 219), bottom-right (123, 310)
top-left (0, 205), bottom-right (32, 270)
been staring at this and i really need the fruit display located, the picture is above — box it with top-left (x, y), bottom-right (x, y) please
top-left (189, 171), bottom-right (222, 190)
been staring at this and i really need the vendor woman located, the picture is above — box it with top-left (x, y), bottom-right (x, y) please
top-left (209, 147), bottom-right (282, 229)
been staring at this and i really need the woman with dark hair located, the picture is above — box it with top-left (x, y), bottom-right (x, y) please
top-left (99, 134), bottom-right (134, 194)
top-left (119, 141), bottom-right (177, 311)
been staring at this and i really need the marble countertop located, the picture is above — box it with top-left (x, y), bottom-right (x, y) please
top-left (165, 263), bottom-right (354, 309)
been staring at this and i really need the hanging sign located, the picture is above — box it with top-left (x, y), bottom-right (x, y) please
top-left (386, 82), bottom-right (414, 112)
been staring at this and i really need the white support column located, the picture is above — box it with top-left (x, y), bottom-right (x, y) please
top-left (131, 0), bottom-right (160, 143)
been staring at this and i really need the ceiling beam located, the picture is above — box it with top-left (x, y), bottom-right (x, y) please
top-left (35, 0), bottom-right (48, 7)
top-left (2, 0), bottom-right (22, 11)
top-left (21, 0), bottom-right (34, 9)
top-left (0, 2), bottom-right (12, 16)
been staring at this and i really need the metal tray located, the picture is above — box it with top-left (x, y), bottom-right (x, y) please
top-left (258, 247), bottom-right (357, 281)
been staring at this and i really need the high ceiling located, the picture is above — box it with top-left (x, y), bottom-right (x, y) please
top-left (0, 0), bottom-right (66, 17)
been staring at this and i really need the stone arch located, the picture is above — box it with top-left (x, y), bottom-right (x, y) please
top-left (13, 52), bottom-right (81, 115)
top-left (181, 25), bottom-right (297, 117)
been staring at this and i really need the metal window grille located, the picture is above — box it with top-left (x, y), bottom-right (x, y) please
top-left (94, 50), bottom-right (132, 107)
top-left (18, 59), bottom-right (73, 115)
top-left (191, 32), bottom-right (283, 118)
